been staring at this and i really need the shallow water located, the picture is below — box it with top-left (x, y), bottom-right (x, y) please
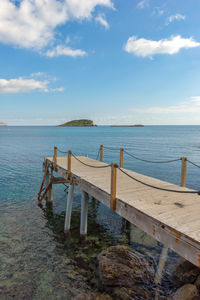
top-left (1, 126), bottom-right (200, 299)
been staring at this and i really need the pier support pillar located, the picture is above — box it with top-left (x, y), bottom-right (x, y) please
top-left (130, 223), bottom-right (135, 243)
top-left (64, 184), bottom-right (74, 233)
top-left (49, 184), bottom-right (53, 202)
top-left (45, 168), bottom-right (50, 201)
top-left (80, 190), bottom-right (89, 236)
top-left (46, 167), bottom-right (53, 202)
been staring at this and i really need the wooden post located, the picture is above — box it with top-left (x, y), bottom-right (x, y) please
top-left (45, 168), bottom-right (50, 201)
top-left (100, 144), bottom-right (103, 162)
top-left (68, 150), bottom-right (72, 180)
top-left (110, 162), bottom-right (117, 211)
top-left (49, 167), bottom-right (53, 202)
top-left (64, 184), bottom-right (74, 233)
top-left (80, 190), bottom-right (89, 236)
top-left (54, 146), bottom-right (57, 171)
top-left (120, 148), bottom-right (124, 168)
top-left (181, 157), bottom-right (187, 187)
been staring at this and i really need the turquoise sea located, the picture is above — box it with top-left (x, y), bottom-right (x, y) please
top-left (1, 125), bottom-right (200, 299)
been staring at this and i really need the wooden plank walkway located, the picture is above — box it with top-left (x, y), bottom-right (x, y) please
top-left (44, 155), bottom-right (200, 267)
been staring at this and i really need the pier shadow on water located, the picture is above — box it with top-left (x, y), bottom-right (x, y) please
top-left (38, 192), bottom-right (180, 299)
top-left (0, 190), bottom-right (181, 300)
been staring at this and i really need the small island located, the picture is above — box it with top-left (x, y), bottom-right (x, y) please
top-left (0, 122), bottom-right (8, 126)
top-left (59, 119), bottom-right (96, 127)
top-left (111, 124), bottom-right (144, 127)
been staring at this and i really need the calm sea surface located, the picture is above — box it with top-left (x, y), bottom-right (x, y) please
top-left (1, 125), bottom-right (200, 299)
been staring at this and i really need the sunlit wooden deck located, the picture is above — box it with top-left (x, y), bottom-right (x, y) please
top-left (41, 153), bottom-right (200, 267)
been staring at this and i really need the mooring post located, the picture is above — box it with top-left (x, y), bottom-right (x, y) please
top-left (80, 190), bottom-right (89, 236)
top-left (100, 144), bottom-right (103, 162)
top-left (64, 184), bottom-right (74, 233)
top-left (68, 150), bottom-right (72, 180)
top-left (110, 162), bottom-right (117, 211)
top-left (54, 146), bottom-right (57, 171)
top-left (120, 148), bottom-right (124, 168)
top-left (181, 157), bottom-right (187, 187)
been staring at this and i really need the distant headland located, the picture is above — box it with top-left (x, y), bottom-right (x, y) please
top-left (58, 119), bottom-right (96, 127)
top-left (111, 124), bottom-right (144, 127)
top-left (0, 122), bottom-right (8, 126)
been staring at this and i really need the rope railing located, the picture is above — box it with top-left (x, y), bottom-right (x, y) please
top-left (52, 145), bottom-right (200, 211)
top-left (57, 148), bottom-right (68, 154)
top-left (71, 152), bottom-right (112, 169)
top-left (123, 149), bottom-right (181, 164)
top-left (103, 146), bottom-right (121, 151)
top-left (102, 145), bottom-right (181, 164)
top-left (118, 167), bottom-right (200, 195)
top-left (187, 159), bottom-right (200, 169)
top-left (57, 145), bottom-right (200, 170)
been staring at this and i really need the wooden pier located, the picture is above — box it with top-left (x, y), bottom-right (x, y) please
top-left (38, 146), bottom-right (200, 267)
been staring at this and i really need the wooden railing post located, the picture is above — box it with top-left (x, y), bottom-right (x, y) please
top-left (120, 148), bottom-right (124, 168)
top-left (68, 150), bottom-right (72, 180)
top-left (100, 144), bottom-right (103, 162)
top-left (181, 157), bottom-right (187, 187)
top-left (54, 146), bottom-right (57, 171)
top-left (110, 162), bottom-right (117, 211)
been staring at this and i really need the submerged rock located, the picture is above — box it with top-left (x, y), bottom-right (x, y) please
top-left (195, 275), bottom-right (200, 291)
top-left (174, 258), bottom-right (200, 284)
top-left (98, 245), bottom-right (155, 287)
top-left (112, 286), bottom-right (156, 300)
top-left (0, 283), bottom-right (35, 300)
top-left (74, 292), bottom-right (112, 300)
top-left (168, 284), bottom-right (199, 300)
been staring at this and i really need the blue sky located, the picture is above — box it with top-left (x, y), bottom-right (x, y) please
top-left (1, 0), bottom-right (200, 125)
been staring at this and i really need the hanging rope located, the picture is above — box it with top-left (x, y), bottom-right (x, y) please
top-left (187, 159), bottom-right (200, 169)
top-left (102, 145), bottom-right (181, 164)
top-left (71, 152), bottom-right (112, 169)
top-left (118, 167), bottom-right (200, 195)
top-left (124, 150), bottom-right (181, 164)
top-left (57, 148), bottom-right (68, 154)
top-left (103, 146), bottom-right (121, 151)
top-left (57, 146), bottom-right (181, 164)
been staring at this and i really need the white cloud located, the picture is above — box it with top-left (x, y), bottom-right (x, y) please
top-left (45, 45), bottom-right (87, 57)
top-left (95, 13), bottom-right (109, 29)
top-left (190, 96), bottom-right (200, 105)
top-left (65, 0), bottom-right (114, 19)
top-left (0, 0), bottom-right (113, 51)
top-left (131, 97), bottom-right (200, 114)
top-left (0, 77), bottom-right (64, 94)
top-left (137, 0), bottom-right (149, 9)
top-left (124, 35), bottom-right (200, 57)
top-left (167, 14), bottom-right (185, 25)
